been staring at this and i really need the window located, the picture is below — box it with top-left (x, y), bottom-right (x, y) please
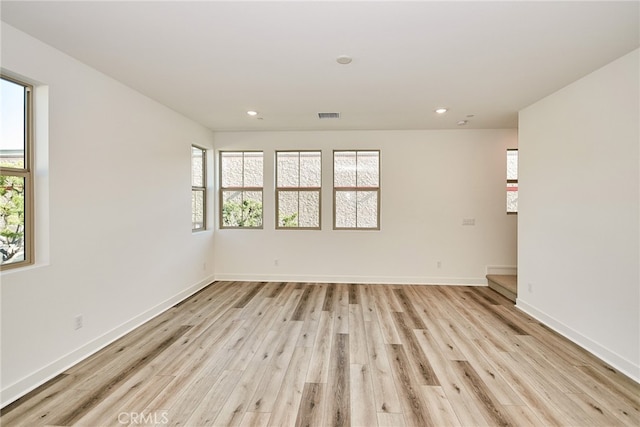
top-left (507, 149), bottom-right (518, 214)
top-left (220, 151), bottom-right (263, 228)
top-left (191, 145), bottom-right (206, 231)
top-left (1, 76), bottom-right (33, 269)
top-left (276, 151), bottom-right (321, 229)
top-left (334, 150), bottom-right (380, 229)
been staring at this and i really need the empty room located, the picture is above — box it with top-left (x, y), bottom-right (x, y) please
top-left (1, 1), bottom-right (638, 426)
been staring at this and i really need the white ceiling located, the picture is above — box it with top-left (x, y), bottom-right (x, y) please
top-left (2, 1), bottom-right (638, 131)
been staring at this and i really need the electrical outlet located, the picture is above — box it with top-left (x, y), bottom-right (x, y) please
top-left (437, 261), bottom-right (442, 269)
top-left (74, 315), bottom-right (83, 330)
top-left (274, 259), bottom-right (279, 266)
top-left (528, 283), bottom-right (533, 293)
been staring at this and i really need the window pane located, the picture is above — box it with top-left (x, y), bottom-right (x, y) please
top-left (277, 152), bottom-right (299, 187)
top-left (507, 150), bottom-right (518, 181)
top-left (0, 79), bottom-right (26, 169)
top-left (507, 183), bottom-right (518, 213)
top-left (221, 152), bottom-right (243, 187)
top-left (222, 190), bottom-right (243, 227)
top-left (0, 175), bottom-right (26, 265)
top-left (244, 152), bottom-right (263, 187)
top-left (299, 191), bottom-right (320, 228)
top-left (221, 190), bottom-right (263, 228)
top-left (357, 151), bottom-right (379, 187)
top-left (300, 151), bottom-right (321, 187)
top-left (192, 190), bottom-right (204, 230)
top-left (192, 147), bottom-right (204, 187)
top-left (334, 151), bottom-right (356, 187)
top-left (278, 191), bottom-right (299, 227)
top-left (335, 190), bottom-right (356, 228)
top-left (357, 191), bottom-right (378, 228)
top-left (243, 191), bottom-right (263, 227)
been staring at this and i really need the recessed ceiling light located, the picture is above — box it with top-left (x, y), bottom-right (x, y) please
top-left (457, 120), bottom-right (468, 126)
top-left (435, 108), bottom-right (448, 114)
top-left (247, 110), bottom-right (258, 116)
top-left (336, 55), bottom-right (352, 65)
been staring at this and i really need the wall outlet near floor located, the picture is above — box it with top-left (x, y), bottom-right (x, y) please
top-left (274, 259), bottom-right (279, 266)
top-left (437, 261), bottom-right (442, 269)
top-left (74, 315), bottom-right (83, 330)
top-left (528, 283), bottom-right (533, 293)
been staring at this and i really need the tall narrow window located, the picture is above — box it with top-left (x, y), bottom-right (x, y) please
top-left (220, 151), bottom-right (263, 228)
top-left (276, 151), bottom-right (321, 229)
top-left (191, 145), bottom-right (206, 231)
top-left (334, 150), bottom-right (380, 230)
top-left (1, 76), bottom-right (33, 269)
top-left (507, 149), bottom-right (518, 214)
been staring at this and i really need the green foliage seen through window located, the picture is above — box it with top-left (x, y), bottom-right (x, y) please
top-left (0, 174), bottom-right (25, 262)
top-left (222, 199), bottom-right (263, 227)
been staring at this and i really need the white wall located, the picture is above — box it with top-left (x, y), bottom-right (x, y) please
top-left (518, 49), bottom-right (639, 380)
top-left (213, 129), bottom-right (518, 284)
top-left (0, 24), bottom-right (215, 405)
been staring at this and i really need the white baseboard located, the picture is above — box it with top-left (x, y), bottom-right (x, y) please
top-left (516, 299), bottom-right (640, 383)
top-left (1, 275), bottom-right (215, 408)
top-left (486, 265), bottom-right (517, 275)
top-left (214, 273), bottom-right (486, 286)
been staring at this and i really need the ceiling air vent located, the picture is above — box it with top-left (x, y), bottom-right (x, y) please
top-left (318, 112), bottom-right (341, 119)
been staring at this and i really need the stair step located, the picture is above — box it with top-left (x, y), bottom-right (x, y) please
top-left (486, 274), bottom-right (517, 302)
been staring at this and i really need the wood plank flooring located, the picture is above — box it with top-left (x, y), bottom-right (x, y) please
top-left (2, 281), bottom-right (638, 426)
top-left (486, 275), bottom-right (517, 303)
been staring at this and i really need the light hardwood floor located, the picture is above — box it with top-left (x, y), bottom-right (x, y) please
top-left (2, 281), bottom-right (638, 426)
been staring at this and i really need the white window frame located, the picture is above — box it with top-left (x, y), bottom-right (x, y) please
top-left (1, 75), bottom-right (34, 270)
top-left (191, 145), bottom-right (207, 232)
top-left (275, 150), bottom-right (322, 230)
top-left (219, 151), bottom-right (264, 229)
top-left (333, 150), bottom-right (380, 230)
top-left (507, 149), bottom-right (518, 215)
